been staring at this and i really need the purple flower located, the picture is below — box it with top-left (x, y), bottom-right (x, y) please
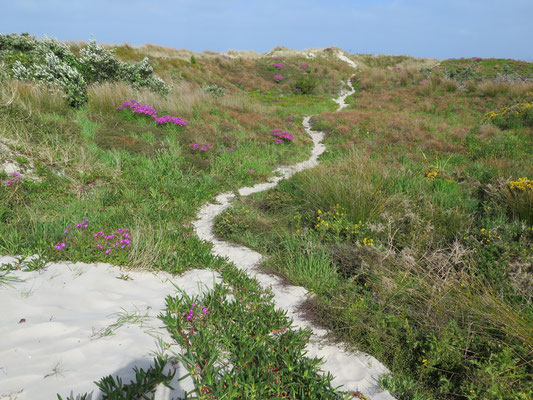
top-left (272, 128), bottom-right (294, 143)
top-left (273, 75), bottom-right (284, 83)
top-left (247, 169), bottom-right (254, 173)
top-left (117, 100), bottom-right (188, 126)
top-left (419, 80), bottom-right (429, 85)
top-left (300, 63), bottom-right (308, 70)
top-left (272, 63), bottom-right (283, 69)
top-left (5, 173), bottom-right (21, 186)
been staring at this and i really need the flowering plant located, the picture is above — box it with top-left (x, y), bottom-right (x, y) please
top-left (117, 99), bottom-right (188, 127)
top-left (271, 128), bottom-right (294, 144)
top-left (273, 75), bottom-right (283, 83)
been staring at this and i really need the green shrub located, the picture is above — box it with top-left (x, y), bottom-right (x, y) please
top-left (485, 94), bottom-right (533, 129)
top-left (202, 84), bottom-right (225, 97)
top-left (444, 64), bottom-right (482, 82)
top-left (292, 75), bottom-right (319, 94)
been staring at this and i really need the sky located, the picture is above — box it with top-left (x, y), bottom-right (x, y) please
top-left (1, 0), bottom-right (532, 60)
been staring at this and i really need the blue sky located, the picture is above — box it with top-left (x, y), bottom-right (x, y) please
top-left (1, 0), bottom-right (532, 60)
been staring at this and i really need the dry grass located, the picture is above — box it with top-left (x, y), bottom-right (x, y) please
top-left (0, 80), bottom-right (68, 114)
top-left (88, 81), bottom-right (215, 118)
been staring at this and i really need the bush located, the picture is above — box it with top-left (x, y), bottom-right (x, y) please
top-left (292, 75), bottom-right (318, 94)
top-left (202, 84), bottom-right (225, 97)
top-left (485, 91), bottom-right (533, 129)
top-left (2, 34), bottom-right (170, 107)
top-left (444, 64), bottom-right (482, 82)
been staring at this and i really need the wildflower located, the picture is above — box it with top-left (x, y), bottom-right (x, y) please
top-left (247, 169), bottom-right (254, 173)
top-left (419, 80), bottom-right (429, 85)
top-left (272, 63), bottom-right (283, 69)
top-left (300, 63), bottom-right (308, 70)
top-left (273, 75), bottom-right (284, 83)
top-left (5, 173), bottom-right (21, 186)
top-left (509, 177), bottom-right (533, 191)
top-left (117, 99), bottom-right (188, 126)
top-left (202, 306), bottom-right (208, 314)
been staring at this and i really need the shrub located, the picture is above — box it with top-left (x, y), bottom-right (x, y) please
top-left (12, 52), bottom-right (88, 107)
top-left (488, 178), bottom-right (533, 224)
top-left (4, 34), bottom-right (170, 107)
top-left (202, 84), bottom-right (225, 97)
top-left (444, 64), bottom-right (481, 82)
top-left (292, 75), bottom-right (318, 94)
top-left (485, 91), bottom-right (533, 129)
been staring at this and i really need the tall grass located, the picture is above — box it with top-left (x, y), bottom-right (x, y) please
top-left (0, 79), bottom-right (68, 114)
top-left (292, 150), bottom-right (392, 222)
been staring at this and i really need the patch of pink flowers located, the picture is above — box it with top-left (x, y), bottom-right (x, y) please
top-left (273, 75), bottom-right (284, 83)
top-left (419, 80), bottom-right (429, 85)
top-left (54, 219), bottom-right (132, 256)
top-left (5, 173), bottom-right (21, 186)
top-left (272, 63), bottom-right (283, 69)
top-left (272, 128), bottom-right (294, 144)
top-left (190, 142), bottom-right (211, 151)
top-left (155, 115), bottom-right (188, 126)
top-left (117, 99), bottom-right (188, 127)
top-left (393, 67), bottom-right (400, 71)
top-left (301, 64), bottom-right (308, 70)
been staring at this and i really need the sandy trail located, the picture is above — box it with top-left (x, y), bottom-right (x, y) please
top-left (193, 54), bottom-right (395, 399)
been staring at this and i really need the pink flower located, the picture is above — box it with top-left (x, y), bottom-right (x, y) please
top-left (273, 75), bottom-right (284, 83)
top-left (419, 80), bottom-right (429, 85)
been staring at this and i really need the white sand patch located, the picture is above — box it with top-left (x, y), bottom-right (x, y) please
top-left (336, 51), bottom-right (358, 69)
top-left (194, 68), bottom-right (395, 399)
top-left (0, 256), bottom-right (220, 399)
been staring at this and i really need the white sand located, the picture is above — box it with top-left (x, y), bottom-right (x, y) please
top-left (0, 256), bottom-right (219, 399)
top-left (193, 55), bottom-right (396, 399)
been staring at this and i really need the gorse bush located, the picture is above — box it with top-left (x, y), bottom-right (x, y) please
top-left (1, 33), bottom-right (169, 107)
top-left (485, 91), bottom-right (533, 129)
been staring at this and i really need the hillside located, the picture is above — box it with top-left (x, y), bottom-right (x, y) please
top-left (1, 33), bottom-right (532, 400)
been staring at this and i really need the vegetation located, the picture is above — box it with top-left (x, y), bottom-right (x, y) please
top-left (1, 34), bottom-right (532, 399)
top-left (215, 59), bottom-right (533, 399)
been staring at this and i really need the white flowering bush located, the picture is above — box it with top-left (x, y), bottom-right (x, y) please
top-left (12, 53), bottom-right (87, 107)
top-left (79, 40), bottom-right (170, 94)
top-left (1, 34), bottom-right (170, 107)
